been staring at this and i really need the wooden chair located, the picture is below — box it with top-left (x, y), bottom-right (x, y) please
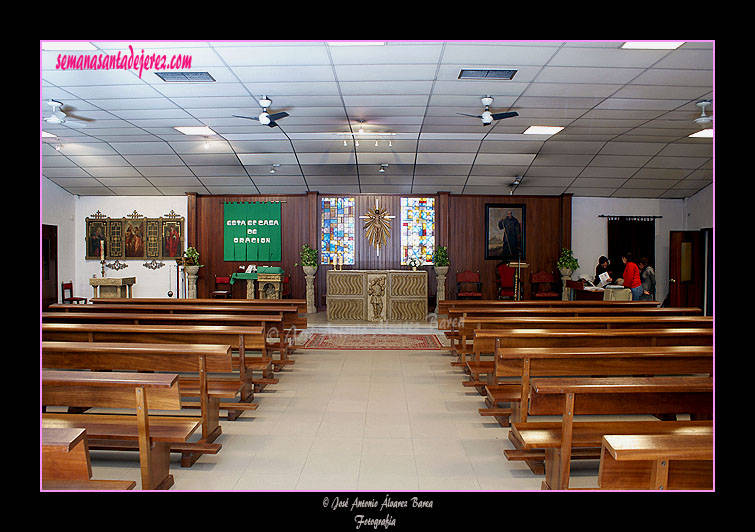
top-left (530, 271), bottom-right (559, 300)
top-left (456, 270), bottom-right (482, 299)
top-left (61, 281), bottom-right (87, 304)
top-left (282, 275), bottom-right (291, 299)
top-left (211, 275), bottom-right (232, 299)
top-left (496, 263), bottom-right (516, 300)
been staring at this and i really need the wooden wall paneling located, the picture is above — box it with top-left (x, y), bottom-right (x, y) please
top-left (192, 194), bottom-right (309, 300)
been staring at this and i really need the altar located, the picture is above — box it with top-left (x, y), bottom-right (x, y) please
top-left (326, 270), bottom-right (427, 322)
top-left (89, 276), bottom-right (135, 298)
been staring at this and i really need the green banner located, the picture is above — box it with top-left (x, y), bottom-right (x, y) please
top-left (223, 201), bottom-right (282, 261)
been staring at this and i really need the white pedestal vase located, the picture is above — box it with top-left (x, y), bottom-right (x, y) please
top-left (559, 267), bottom-right (574, 301)
top-left (303, 265), bottom-right (317, 314)
top-left (434, 265), bottom-right (449, 314)
top-left (185, 265), bottom-right (201, 299)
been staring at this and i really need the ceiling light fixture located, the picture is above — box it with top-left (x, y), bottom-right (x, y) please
top-left (41, 41), bottom-right (97, 51)
top-left (621, 42), bottom-right (684, 50)
top-left (174, 126), bottom-right (217, 136)
top-left (327, 42), bottom-right (386, 46)
top-left (270, 164), bottom-right (280, 174)
top-left (523, 125), bottom-right (564, 136)
top-left (689, 129), bottom-right (713, 138)
top-left (42, 131), bottom-right (57, 138)
top-left (378, 164), bottom-right (388, 173)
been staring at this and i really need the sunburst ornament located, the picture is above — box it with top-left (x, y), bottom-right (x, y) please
top-left (359, 197), bottom-right (395, 256)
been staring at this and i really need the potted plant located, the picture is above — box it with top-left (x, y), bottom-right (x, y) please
top-left (294, 244), bottom-right (319, 276)
top-left (407, 257), bottom-right (422, 271)
top-left (556, 248), bottom-right (579, 278)
top-left (432, 246), bottom-right (450, 313)
top-left (182, 246), bottom-right (202, 268)
top-left (295, 244), bottom-right (319, 313)
top-left (181, 247), bottom-right (203, 299)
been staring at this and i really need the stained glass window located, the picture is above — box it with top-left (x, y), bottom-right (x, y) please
top-left (320, 196), bottom-right (356, 265)
top-left (400, 197), bottom-right (435, 265)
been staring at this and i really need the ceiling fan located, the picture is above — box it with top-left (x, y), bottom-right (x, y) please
top-left (43, 99), bottom-right (93, 128)
top-left (457, 96), bottom-right (518, 126)
top-left (233, 96), bottom-right (289, 128)
top-left (694, 100), bottom-right (713, 125)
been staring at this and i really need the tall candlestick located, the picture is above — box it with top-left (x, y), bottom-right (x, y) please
top-left (100, 240), bottom-right (105, 261)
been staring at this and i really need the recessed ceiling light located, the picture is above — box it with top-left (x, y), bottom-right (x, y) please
top-left (42, 131), bottom-right (57, 138)
top-left (621, 42), bottom-right (684, 50)
top-left (41, 42), bottom-right (97, 51)
top-left (155, 71), bottom-right (215, 82)
top-left (327, 42), bottom-right (386, 46)
top-left (523, 126), bottom-right (564, 136)
top-left (689, 128), bottom-right (713, 138)
top-left (173, 126), bottom-right (217, 136)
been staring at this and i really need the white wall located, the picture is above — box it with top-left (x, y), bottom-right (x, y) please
top-left (41, 176), bottom-right (189, 302)
top-left (571, 196), bottom-right (686, 304)
top-left (41, 177), bottom-right (77, 293)
top-left (684, 183), bottom-right (713, 230)
top-left (75, 195), bottom-right (189, 299)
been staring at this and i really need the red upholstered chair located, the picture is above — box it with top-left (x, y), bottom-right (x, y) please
top-left (211, 275), bottom-right (232, 299)
top-left (282, 275), bottom-right (291, 299)
top-left (530, 271), bottom-right (559, 300)
top-left (496, 263), bottom-right (516, 300)
top-left (61, 281), bottom-right (87, 304)
top-left (456, 270), bottom-right (482, 299)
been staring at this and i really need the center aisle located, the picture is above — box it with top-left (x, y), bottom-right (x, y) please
top-left (87, 312), bottom-right (596, 491)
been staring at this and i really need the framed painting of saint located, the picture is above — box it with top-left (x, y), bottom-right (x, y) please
top-left (123, 218), bottom-right (147, 259)
top-left (85, 219), bottom-right (108, 260)
top-left (160, 219), bottom-right (184, 259)
top-left (485, 204), bottom-right (526, 261)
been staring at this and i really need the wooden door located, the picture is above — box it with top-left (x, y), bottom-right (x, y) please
top-left (42, 224), bottom-right (58, 310)
top-left (668, 230), bottom-right (703, 309)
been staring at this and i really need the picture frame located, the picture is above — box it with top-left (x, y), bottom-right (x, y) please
top-left (85, 210), bottom-right (185, 261)
top-left (160, 218), bottom-right (184, 259)
top-left (85, 217), bottom-right (108, 260)
top-left (485, 203), bottom-right (526, 261)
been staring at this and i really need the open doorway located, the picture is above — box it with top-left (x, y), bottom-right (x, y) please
top-left (42, 224), bottom-right (58, 310)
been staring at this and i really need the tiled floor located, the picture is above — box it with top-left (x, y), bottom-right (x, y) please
top-left (85, 314), bottom-right (606, 491)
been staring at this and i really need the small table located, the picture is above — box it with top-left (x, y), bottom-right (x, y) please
top-left (89, 277), bottom-right (135, 298)
top-left (230, 267), bottom-right (286, 299)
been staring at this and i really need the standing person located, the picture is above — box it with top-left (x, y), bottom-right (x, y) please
top-left (618, 252), bottom-right (642, 300)
top-left (638, 257), bottom-right (656, 301)
top-left (594, 256), bottom-right (612, 285)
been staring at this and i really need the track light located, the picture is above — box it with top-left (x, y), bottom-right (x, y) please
top-left (378, 164), bottom-right (388, 173)
top-left (270, 164), bottom-right (280, 174)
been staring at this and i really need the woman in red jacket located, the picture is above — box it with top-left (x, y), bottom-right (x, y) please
top-left (619, 252), bottom-right (642, 300)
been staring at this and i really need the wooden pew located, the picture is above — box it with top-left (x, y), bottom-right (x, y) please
top-left (438, 299), bottom-right (661, 316)
top-left (480, 342), bottom-right (713, 427)
top-left (48, 303), bottom-right (303, 362)
top-left (460, 327), bottom-right (713, 402)
top-left (598, 433), bottom-right (713, 490)
top-left (508, 376), bottom-right (713, 490)
top-left (440, 306), bottom-right (703, 355)
top-left (454, 315), bottom-right (713, 367)
top-left (42, 341), bottom-right (234, 467)
top-left (42, 427), bottom-right (137, 490)
top-left (41, 322), bottom-right (272, 413)
top-left (42, 369), bottom-right (204, 490)
top-left (91, 297), bottom-right (308, 315)
top-left (42, 310), bottom-right (288, 365)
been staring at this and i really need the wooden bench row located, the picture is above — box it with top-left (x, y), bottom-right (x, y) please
top-left (508, 376), bottom-right (713, 490)
top-left (437, 300), bottom-right (713, 490)
top-left (42, 369), bottom-right (197, 490)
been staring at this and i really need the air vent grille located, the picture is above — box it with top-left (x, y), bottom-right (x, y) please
top-left (458, 69), bottom-right (517, 80)
top-left (155, 71), bottom-right (216, 82)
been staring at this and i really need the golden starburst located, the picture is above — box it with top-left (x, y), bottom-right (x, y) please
top-left (359, 197), bottom-right (395, 256)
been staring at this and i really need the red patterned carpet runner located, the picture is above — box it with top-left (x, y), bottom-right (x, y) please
top-left (302, 333), bottom-right (443, 350)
